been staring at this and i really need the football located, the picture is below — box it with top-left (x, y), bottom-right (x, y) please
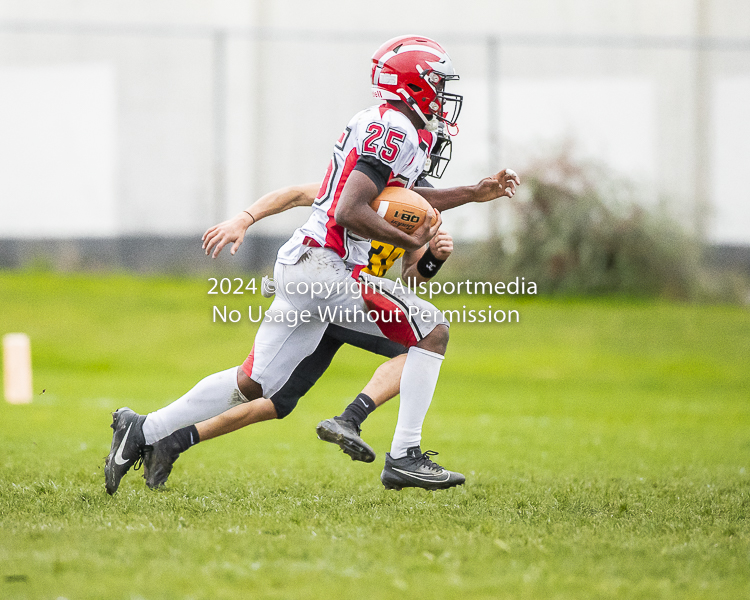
top-left (370, 186), bottom-right (433, 235)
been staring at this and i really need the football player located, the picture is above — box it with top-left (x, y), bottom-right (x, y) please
top-left (105, 35), bottom-right (520, 494)
top-left (142, 176), bottom-right (457, 490)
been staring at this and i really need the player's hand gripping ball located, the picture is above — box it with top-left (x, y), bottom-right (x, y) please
top-left (370, 186), bottom-right (434, 235)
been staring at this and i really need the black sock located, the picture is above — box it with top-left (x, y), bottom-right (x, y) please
top-left (172, 424), bottom-right (200, 452)
top-left (336, 393), bottom-right (376, 428)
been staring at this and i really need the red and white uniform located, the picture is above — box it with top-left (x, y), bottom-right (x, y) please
top-left (245, 103), bottom-right (444, 399)
top-left (277, 103), bottom-right (435, 269)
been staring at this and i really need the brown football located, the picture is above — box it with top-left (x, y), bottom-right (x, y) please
top-left (370, 186), bottom-right (433, 235)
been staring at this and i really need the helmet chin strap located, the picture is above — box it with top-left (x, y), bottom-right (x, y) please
top-left (397, 88), bottom-right (439, 131)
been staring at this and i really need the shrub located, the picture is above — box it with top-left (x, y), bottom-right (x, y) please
top-left (474, 151), bottom-right (707, 299)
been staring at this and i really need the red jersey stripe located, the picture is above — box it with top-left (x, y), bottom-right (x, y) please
top-left (379, 103), bottom-right (398, 118)
top-left (324, 148), bottom-right (360, 257)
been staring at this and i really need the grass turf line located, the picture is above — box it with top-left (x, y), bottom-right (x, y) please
top-left (0, 271), bottom-right (749, 599)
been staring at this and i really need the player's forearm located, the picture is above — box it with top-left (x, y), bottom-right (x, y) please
top-left (416, 170), bottom-right (520, 210)
top-left (413, 184), bottom-right (484, 211)
top-left (336, 202), bottom-right (422, 251)
top-left (336, 171), bottom-right (424, 251)
top-left (243, 182), bottom-right (319, 224)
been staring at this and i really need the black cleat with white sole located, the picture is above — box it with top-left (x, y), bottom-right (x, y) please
top-left (142, 430), bottom-right (186, 489)
top-left (381, 446), bottom-right (465, 491)
top-left (104, 407), bottom-right (148, 495)
top-left (316, 417), bottom-right (376, 463)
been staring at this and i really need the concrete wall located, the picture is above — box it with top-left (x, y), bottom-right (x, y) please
top-left (1, 1), bottom-right (748, 245)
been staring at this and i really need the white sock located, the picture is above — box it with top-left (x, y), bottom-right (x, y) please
top-left (390, 346), bottom-right (444, 459)
top-left (142, 366), bottom-right (247, 445)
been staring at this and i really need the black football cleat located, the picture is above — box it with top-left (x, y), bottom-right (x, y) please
top-left (142, 430), bottom-right (186, 489)
top-left (316, 417), bottom-right (376, 463)
top-left (381, 446), bottom-right (465, 491)
top-left (104, 407), bottom-right (148, 495)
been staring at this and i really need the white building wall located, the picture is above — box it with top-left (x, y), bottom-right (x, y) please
top-left (0, 0), bottom-right (748, 243)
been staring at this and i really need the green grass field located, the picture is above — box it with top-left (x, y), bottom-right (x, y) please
top-left (1, 271), bottom-right (749, 600)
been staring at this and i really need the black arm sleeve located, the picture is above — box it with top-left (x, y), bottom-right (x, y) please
top-left (353, 155), bottom-right (392, 195)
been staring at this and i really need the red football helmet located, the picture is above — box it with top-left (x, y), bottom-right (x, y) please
top-left (371, 35), bottom-right (462, 131)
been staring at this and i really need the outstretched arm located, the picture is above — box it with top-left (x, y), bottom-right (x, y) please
top-left (202, 182), bottom-right (320, 258)
top-left (414, 169), bottom-right (521, 212)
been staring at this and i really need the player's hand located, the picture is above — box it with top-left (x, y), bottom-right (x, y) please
top-left (202, 213), bottom-right (254, 258)
top-left (474, 168), bottom-right (521, 203)
top-left (429, 229), bottom-right (453, 261)
top-left (410, 208), bottom-right (442, 250)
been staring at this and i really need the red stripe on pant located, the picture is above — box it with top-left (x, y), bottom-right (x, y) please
top-left (241, 344), bottom-right (256, 379)
top-left (360, 284), bottom-right (418, 348)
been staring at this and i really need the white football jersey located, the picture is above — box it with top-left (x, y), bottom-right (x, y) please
top-left (277, 103), bottom-right (436, 268)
